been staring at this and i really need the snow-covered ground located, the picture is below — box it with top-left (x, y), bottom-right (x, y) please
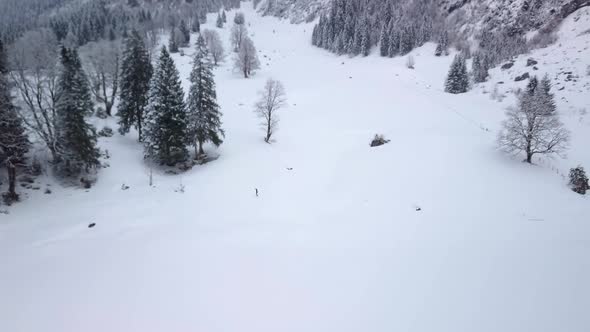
top-left (1, 3), bottom-right (589, 332)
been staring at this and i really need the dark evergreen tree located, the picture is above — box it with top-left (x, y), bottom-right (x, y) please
top-left (445, 55), bottom-right (469, 94)
top-left (118, 29), bottom-right (153, 141)
top-left (169, 28), bottom-right (179, 53)
top-left (0, 39), bottom-right (8, 74)
top-left (144, 47), bottom-right (188, 166)
top-left (54, 47), bottom-right (100, 177)
top-left (435, 31), bottom-right (449, 56)
top-left (0, 41), bottom-right (29, 203)
top-left (379, 23), bottom-right (390, 57)
top-left (222, 10), bottom-right (227, 23)
top-left (216, 13), bottom-right (224, 28)
top-left (472, 51), bottom-right (489, 83)
top-left (538, 74), bottom-right (556, 115)
top-left (569, 166), bottom-right (589, 195)
top-left (179, 20), bottom-right (191, 46)
top-left (526, 76), bottom-right (539, 95)
top-left (234, 12), bottom-right (245, 25)
top-left (191, 17), bottom-right (201, 33)
top-left (187, 36), bottom-right (224, 157)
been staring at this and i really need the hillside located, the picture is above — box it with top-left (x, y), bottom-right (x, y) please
top-left (1, 2), bottom-right (590, 332)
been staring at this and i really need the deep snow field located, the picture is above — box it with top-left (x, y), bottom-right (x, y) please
top-left (1, 3), bottom-right (589, 332)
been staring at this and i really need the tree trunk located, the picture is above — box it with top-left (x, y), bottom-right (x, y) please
top-left (525, 137), bottom-right (533, 163)
top-left (198, 140), bottom-right (204, 155)
top-left (265, 123), bottom-right (271, 143)
top-left (7, 162), bottom-right (16, 197)
top-left (137, 110), bottom-right (143, 142)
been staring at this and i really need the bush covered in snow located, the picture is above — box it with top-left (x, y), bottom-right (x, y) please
top-left (370, 134), bottom-right (390, 147)
top-left (98, 127), bottom-right (114, 137)
top-left (569, 166), bottom-right (589, 195)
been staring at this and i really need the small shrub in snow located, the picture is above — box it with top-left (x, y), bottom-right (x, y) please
top-left (28, 157), bottom-right (43, 176)
top-left (569, 166), bottom-right (589, 195)
top-left (2, 192), bottom-right (20, 206)
top-left (98, 126), bottom-right (114, 137)
top-left (370, 134), bottom-right (390, 147)
top-left (95, 107), bottom-right (108, 119)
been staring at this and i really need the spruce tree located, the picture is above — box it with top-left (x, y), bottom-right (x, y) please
top-left (472, 51), bottom-right (489, 83)
top-left (169, 28), bottom-right (179, 53)
top-left (179, 20), bottom-right (190, 47)
top-left (191, 18), bottom-right (201, 33)
top-left (187, 36), bottom-right (224, 158)
top-left (379, 23), bottom-right (390, 57)
top-left (54, 47), bottom-right (100, 177)
top-left (118, 29), bottom-right (153, 141)
top-left (144, 47), bottom-right (188, 166)
top-left (216, 14), bottom-right (224, 28)
top-left (222, 10), bottom-right (227, 23)
top-left (0, 41), bottom-right (29, 203)
top-left (538, 74), bottom-right (556, 115)
top-left (445, 55), bottom-right (469, 94)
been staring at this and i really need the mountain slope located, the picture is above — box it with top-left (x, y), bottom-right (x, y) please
top-left (1, 3), bottom-right (589, 332)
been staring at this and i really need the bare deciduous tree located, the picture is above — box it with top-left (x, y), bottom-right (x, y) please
top-left (254, 79), bottom-right (287, 143)
top-left (234, 36), bottom-right (260, 78)
top-left (80, 40), bottom-right (121, 116)
top-left (230, 23), bottom-right (248, 52)
top-left (202, 29), bottom-right (225, 66)
top-left (498, 90), bottom-right (569, 163)
top-left (8, 28), bottom-right (60, 161)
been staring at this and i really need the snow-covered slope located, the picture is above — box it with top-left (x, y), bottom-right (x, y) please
top-left (1, 3), bottom-right (589, 332)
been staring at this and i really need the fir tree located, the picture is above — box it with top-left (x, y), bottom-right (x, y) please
top-left (179, 20), bottom-right (190, 46)
top-left (144, 47), bottom-right (188, 166)
top-left (0, 41), bottom-right (29, 203)
top-left (538, 74), bottom-right (556, 115)
top-left (216, 14), bottom-right (224, 28)
top-left (191, 18), bottom-right (201, 33)
top-left (187, 36), bottom-right (224, 157)
top-left (169, 28), bottom-right (179, 53)
top-left (222, 10), bottom-right (227, 23)
top-left (118, 29), bottom-right (153, 141)
top-left (472, 51), bottom-right (489, 83)
top-left (54, 47), bottom-right (100, 177)
top-left (445, 55), bottom-right (469, 94)
top-left (379, 23), bottom-right (390, 57)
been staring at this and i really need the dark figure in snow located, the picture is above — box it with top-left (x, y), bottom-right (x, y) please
top-left (255, 188), bottom-right (259, 197)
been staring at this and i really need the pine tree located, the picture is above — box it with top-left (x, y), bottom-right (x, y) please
top-left (379, 23), bottom-right (390, 57)
top-left (222, 10), bottom-right (227, 23)
top-left (179, 20), bottom-right (190, 46)
top-left (0, 41), bottom-right (29, 203)
top-left (169, 28), bottom-right (179, 53)
top-left (538, 74), bottom-right (556, 115)
top-left (216, 14), bottom-right (224, 28)
top-left (472, 51), bottom-right (489, 83)
top-left (118, 29), bottom-right (153, 141)
top-left (445, 55), bottom-right (469, 94)
top-left (187, 36), bottom-right (224, 158)
top-left (144, 47), bottom-right (188, 166)
top-left (54, 47), bottom-right (100, 177)
top-left (191, 18), bottom-right (201, 33)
